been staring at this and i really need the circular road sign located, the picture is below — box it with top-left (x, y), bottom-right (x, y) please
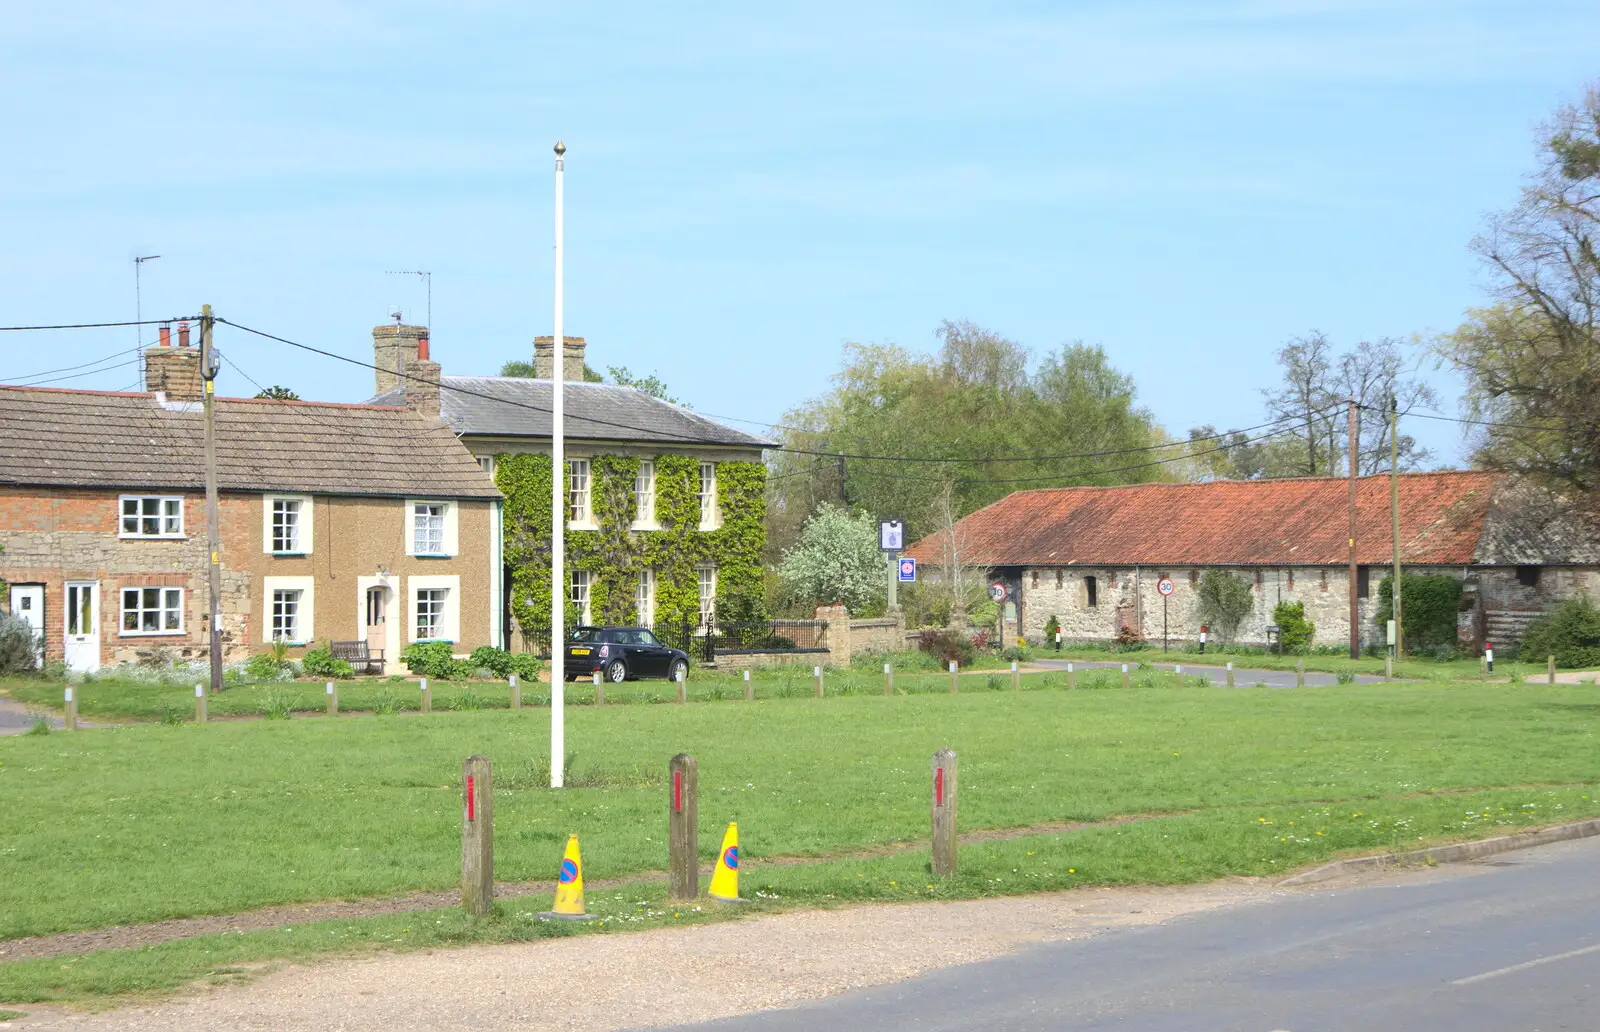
top-left (988, 582), bottom-right (1007, 602)
top-left (1157, 577), bottom-right (1176, 597)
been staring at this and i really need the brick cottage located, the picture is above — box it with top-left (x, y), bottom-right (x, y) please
top-left (903, 471), bottom-right (1600, 651)
top-left (0, 331), bottom-right (501, 673)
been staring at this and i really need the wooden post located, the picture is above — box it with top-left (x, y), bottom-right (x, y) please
top-left (1226, 661), bottom-right (1235, 688)
top-left (743, 669), bottom-right (753, 701)
top-left (461, 755), bottom-right (493, 916)
top-left (194, 683), bottom-right (207, 723)
top-left (931, 748), bottom-right (958, 877)
top-left (1384, 655), bottom-right (1393, 681)
top-left (814, 665), bottom-right (824, 698)
top-left (510, 673), bottom-right (521, 710)
top-left (1067, 662), bottom-right (1077, 691)
top-left (1548, 655), bottom-right (1556, 685)
top-left (593, 670), bottom-right (604, 707)
top-left (1121, 663), bottom-right (1131, 690)
top-left (1296, 660), bottom-right (1305, 688)
top-left (420, 677), bottom-right (431, 713)
top-left (1480, 656), bottom-right (1488, 683)
top-left (326, 681), bottom-right (337, 716)
top-left (64, 686), bottom-right (78, 731)
top-left (1011, 660), bottom-right (1020, 691)
top-left (949, 660), bottom-right (959, 694)
top-left (677, 667), bottom-right (687, 704)
top-left (668, 754), bottom-right (699, 900)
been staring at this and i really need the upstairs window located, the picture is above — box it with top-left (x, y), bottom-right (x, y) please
top-left (270, 498), bottom-right (303, 553)
top-left (634, 460), bottom-right (656, 527)
top-left (569, 459), bottom-right (591, 526)
top-left (698, 462), bottom-right (718, 529)
top-left (1517, 565), bottom-right (1541, 587)
top-left (412, 503), bottom-right (447, 555)
top-left (120, 496), bottom-right (183, 538)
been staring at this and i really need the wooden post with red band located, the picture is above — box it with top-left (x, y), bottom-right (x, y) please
top-left (931, 747), bottom-right (958, 877)
top-left (461, 755), bottom-right (493, 916)
top-left (668, 753), bottom-right (699, 900)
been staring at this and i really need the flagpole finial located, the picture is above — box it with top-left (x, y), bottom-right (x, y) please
top-left (554, 139), bottom-right (566, 157)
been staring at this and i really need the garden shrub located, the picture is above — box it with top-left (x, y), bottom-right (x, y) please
top-left (468, 646), bottom-right (514, 677)
top-left (1044, 614), bottom-right (1061, 641)
top-left (402, 641), bottom-right (469, 680)
top-left (1113, 624), bottom-right (1144, 649)
top-left (300, 647), bottom-right (354, 680)
top-left (1196, 570), bottom-right (1253, 643)
top-left (1520, 593), bottom-right (1600, 669)
top-left (1375, 575), bottom-right (1463, 648)
top-left (917, 629), bottom-right (975, 668)
top-left (244, 652), bottom-right (289, 681)
top-left (1000, 645), bottom-right (1026, 662)
top-left (1272, 601), bottom-right (1315, 653)
top-left (0, 611), bottom-right (39, 675)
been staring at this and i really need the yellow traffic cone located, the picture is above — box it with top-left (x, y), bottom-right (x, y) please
top-left (708, 822), bottom-right (748, 903)
top-left (538, 835), bottom-right (595, 921)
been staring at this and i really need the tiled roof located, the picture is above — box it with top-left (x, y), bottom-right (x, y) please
top-left (0, 386), bottom-right (500, 499)
top-left (369, 376), bottom-right (777, 449)
top-left (902, 471), bottom-right (1598, 567)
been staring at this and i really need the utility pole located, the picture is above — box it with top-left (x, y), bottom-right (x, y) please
top-left (134, 255), bottom-right (160, 384)
top-left (199, 304), bottom-right (223, 694)
top-left (1347, 397), bottom-right (1360, 659)
top-left (550, 140), bottom-right (567, 790)
top-left (1390, 395), bottom-right (1403, 659)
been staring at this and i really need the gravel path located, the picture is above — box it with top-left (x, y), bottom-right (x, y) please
top-left (10, 881), bottom-right (1272, 1031)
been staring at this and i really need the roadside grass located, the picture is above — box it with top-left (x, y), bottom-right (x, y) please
top-left (1044, 645), bottom-right (1551, 682)
top-left (3, 676), bottom-right (1599, 945)
top-left (0, 781), bottom-right (1593, 1006)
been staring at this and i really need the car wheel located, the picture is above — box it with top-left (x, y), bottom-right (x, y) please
top-left (669, 659), bottom-right (688, 683)
top-left (605, 659), bottom-right (627, 683)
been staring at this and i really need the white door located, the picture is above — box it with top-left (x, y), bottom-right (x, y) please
top-left (8, 584), bottom-right (45, 668)
top-left (63, 581), bottom-right (100, 673)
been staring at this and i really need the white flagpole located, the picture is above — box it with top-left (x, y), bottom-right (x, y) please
top-left (550, 139), bottom-right (567, 789)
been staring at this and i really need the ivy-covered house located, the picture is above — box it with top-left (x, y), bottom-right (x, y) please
top-left (367, 325), bottom-right (775, 647)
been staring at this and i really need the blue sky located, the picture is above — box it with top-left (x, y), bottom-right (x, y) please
top-left (4, 1), bottom-right (1597, 464)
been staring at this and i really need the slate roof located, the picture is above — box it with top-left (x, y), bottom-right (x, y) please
top-left (0, 386), bottom-right (500, 499)
top-left (903, 471), bottom-right (1600, 568)
top-left (368, 376), bottom-right (777, 449)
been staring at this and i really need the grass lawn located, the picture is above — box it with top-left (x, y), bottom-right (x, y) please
top-left (2, 674), bottom-right (1598, 1004)
top-left (1042, 644), bottom-right (1566, 682)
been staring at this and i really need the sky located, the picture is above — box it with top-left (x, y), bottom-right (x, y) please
top-left (3, 1), bottom-right (1598, 466)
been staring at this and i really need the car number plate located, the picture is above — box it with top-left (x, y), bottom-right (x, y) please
top-left (570, 648), bottom-right (591, 656)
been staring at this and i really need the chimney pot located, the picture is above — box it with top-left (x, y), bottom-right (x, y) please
top-left (177, 322), bottom-right (190, 348)
top-left (417, 335), bottom-right (430, 362)
top-left (159, 325), bottom-right (171, 348)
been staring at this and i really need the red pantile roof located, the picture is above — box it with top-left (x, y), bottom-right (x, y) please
top-left (904, 471), bottom-right (1506, 568)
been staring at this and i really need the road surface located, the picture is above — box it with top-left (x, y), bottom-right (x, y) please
top-left (666, 835), bottom-right (1600, 1031)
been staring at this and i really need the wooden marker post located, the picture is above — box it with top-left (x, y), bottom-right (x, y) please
top-left (326, 681), bottom-right (337, 716)
top-left (1480, 656), bottom-right (1488, 683)
top-left (194, 684), bottom-right (207, 723)
top-left (510, 673), bottom-right (521, 710)
top-left (884, 662), bottom-right (894, 696)
top-left (931, 748), bottom-right (958, 877)
top-left (593, 670), bottom-right (604, 707)
top-left (949, 660), bottom-right (959, 694)
top-left (743, 669), bottom-right (753, 701)
top-left (1067, 662), bottom-right (1077, 691)
top-left (814, 665), bottom-right (824, 698)
top-left (64, 687), bottom-right (77, 731)
top-left (1549, 656), bottom-right (1556, 685)
top-left (420, 678), bottom-right (432, 713)
top-left (668, 754), bottom-right (698, 900)
top-left (1296, 660), bottom-right (1305, 688)
top-left (461, 755), bottom-right (493, 916)
top-left (1384, 655), bottom-right (1393, 681)
top-left (676, 668), bottom-right (687, 704)
top-left (1121, 663), bottom-right (1131, 690)
top-left (1226, 662), bottom-right (1235, 688)
top-left (1011, 660), bottom-right (1020, 691)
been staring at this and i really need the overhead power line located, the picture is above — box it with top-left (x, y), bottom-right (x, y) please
top-left (0, 316), bottom-right (200, 332)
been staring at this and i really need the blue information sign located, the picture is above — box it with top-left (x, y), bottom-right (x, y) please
top-left (898, 557), bottom-right (917, 582)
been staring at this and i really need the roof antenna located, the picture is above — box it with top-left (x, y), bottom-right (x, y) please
top-left (134, 254), bottom-right (161, 383)
top-left (386, 270), bottom-right (432, 330)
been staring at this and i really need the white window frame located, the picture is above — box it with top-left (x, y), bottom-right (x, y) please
top-left (271, 589), bottom-right (304, 643)
top-left (477, 455), bottom-right (495, 477)
top-left (119, 495), bottom-right (185, 539)
top-left (696, 563), bottom-right (717, 630)
top-left (632, 459), bottom-right (656, 530)
top-left (405, 500), bottom-right (458, 557)
top-left (406, 574), bottom-right (461, 643)
top-left (262, 494), bottom-right (313, 555)
top-left (635, 568), bottom-right (655, 627)
top-left (698, 462), bottom-right (719, 530)
top-left (568, 459), bottom-right (593, 528)
top-left (119, 585), bottom-right (185, 636)
top-left (262, 576), bottom-right (315, 644)
top-left (571, 569), bottom-right (592, 625)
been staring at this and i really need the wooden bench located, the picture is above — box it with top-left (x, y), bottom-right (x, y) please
top-left (330, 640), bottom-right (385, 675)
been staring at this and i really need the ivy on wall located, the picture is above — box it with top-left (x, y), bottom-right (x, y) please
top-left (495, 452), bottom-right (767, 646)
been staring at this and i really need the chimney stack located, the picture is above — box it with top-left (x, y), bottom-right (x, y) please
top-left (372, 323), bottom-right (428, 396)
top-left (404, 357), bottom-right (442, 421)
top-left (533, 335), bottom-right (587, 380)
top-left (144, 321), bottom-right (203, 400)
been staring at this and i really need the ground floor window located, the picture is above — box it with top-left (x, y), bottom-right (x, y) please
top-left (271, 589), bottom-right (302, 642)
top-left (416, 588), bottom-right (448, 639)
top-left (121, 587), bottom-right (183, 635)
top-left (635, 568), bottom-right (655, 628)
top-left (571, 570), bottom-right (592, 625)
top-left (696, 564), bottom-right (717, 629)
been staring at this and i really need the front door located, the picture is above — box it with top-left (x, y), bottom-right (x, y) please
top-left (365, 586), bottom-right (389, 669)
top-left (63, 581), bottom-right (100, 673)
top-left (8, 584), bottom-right (45, 669)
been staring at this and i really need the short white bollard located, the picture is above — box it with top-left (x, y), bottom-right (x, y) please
top-left (743, 669), bottom-right (753, 701)
top-left (813, 665), bottom-right (823, 698)
top-left (1011, 659), bottom-right (1020, 691)
top-left (1121, 663), bottom-right (1131, 690)
top-left (884, 661), bottom-right (894, 696)
top-left (676, 667), bottom-right (687, 704)
top-left (420, 677), bottom-right (431, 713)
top-left (194, 683), bottom-right (207, 723)
top-left (1226, 661), bottom-right (1235, 687)
top-left (949, 659), bottom-right (959, 694)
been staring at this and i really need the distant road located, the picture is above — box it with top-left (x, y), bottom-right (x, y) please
top-left (667, 835), bottom-right (1600, 1030)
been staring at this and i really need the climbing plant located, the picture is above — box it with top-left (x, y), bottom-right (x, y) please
top-left (495, 453), bottom-right (766, 646)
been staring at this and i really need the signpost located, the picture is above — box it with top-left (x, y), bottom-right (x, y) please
top-left (879, 518), bottom-right (906, 610)
top-left (1156, 577), bottom-right (1175, 653)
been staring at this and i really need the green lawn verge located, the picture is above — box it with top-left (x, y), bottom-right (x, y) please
top-left (1043, 645), bottom-right (1558, 682)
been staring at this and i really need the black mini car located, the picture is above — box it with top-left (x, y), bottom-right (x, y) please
top-left (563, 626), bottom-right (690, 683)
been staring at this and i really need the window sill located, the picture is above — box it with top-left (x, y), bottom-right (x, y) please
top-left (631, 522), bottom-right (661, 532)
top-left (412, 553), bottom-right (456, 560)
top-left (568, 523), bottom-right (599, 533)
top-left (118, 534), bottom-right (188, 541)
top-left (269, 552), bottom-right (309, 558)
top-left (119, 630), bottom-right (186, 638)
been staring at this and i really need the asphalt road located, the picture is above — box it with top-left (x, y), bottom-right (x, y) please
top-left (1035, 658), bottom-right (1387, 688)
top-left (664, 836), bottom-right (1600, 1031)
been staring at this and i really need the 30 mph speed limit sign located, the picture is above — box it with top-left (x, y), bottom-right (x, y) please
top-left (1157, 577), bottom-right (1175, 597)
